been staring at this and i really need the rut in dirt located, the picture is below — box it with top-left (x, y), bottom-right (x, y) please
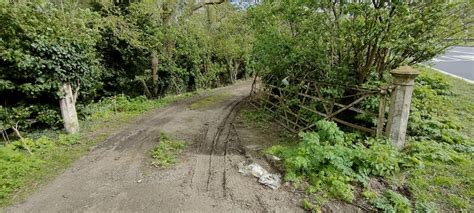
top-left (190, 97), bottom-right (245, 198)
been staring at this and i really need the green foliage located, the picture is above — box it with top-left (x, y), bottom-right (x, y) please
top-left (0, 2), bottom-right (101, 88)
top-left (151, 133), bottom-right (186, 168)
top-left (0, 104), bottom-right (62, 131)
top-left (1, 1), bottom-right (253, 132)
top-left (94, 1), bottom-right (253, 97)
top-left (1, 4), bottom-right (99, 70)
top-left (367, 190), bottom-right (411, 213)
top-left (309, 120), bottom-right (345, 145)
top-left (95, 3), bottom-right (162, 96)
top-left (269, 68), bottom-right (473, 211)
top-left (400, 140), bottom-right (473, 211)
top-left (240, 107), bottom-right (273, 129)
top-left (250, 1), bottom-right (465, 86)
top-left (189, 93), bottom-right (230, 110)
top-left (0, 134), bottom-right (80, 205)
top-left (80, 92), bottom-right (194, 121)
top-left (0, 1), bottom-right (101, 130)
top-left (0, 146), bottom-right (43, 202)
top-left (409, 67), bottom-right (472, 145)
top-left (268, 120), bottom-right (401, 203)
top-left (302, 198), bottom-right (321, 212)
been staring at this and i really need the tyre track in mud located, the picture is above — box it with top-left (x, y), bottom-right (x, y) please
top-left (190, 96), bottom-right (245, 198)
top-left (205, 98), bottom-right (243, 194)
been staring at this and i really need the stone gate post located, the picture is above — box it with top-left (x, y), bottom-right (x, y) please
top-left (385, 66), bottom-right (419, 148)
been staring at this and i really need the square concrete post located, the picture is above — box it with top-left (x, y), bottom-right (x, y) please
top-left (385, 66), bottom-right (419, 148)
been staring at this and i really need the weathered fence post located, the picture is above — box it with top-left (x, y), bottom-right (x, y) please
top-left (59, 82), bottom-right (80, 134)
top-left (385, 66), bottom-right (419, 148)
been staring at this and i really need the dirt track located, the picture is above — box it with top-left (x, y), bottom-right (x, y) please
top-left (5, 80), bottom-right (303, 213)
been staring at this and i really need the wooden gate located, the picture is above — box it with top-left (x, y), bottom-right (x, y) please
top-left (250, 77), bottom-right (389, 135)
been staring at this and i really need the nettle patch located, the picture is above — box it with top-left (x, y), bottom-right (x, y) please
top-left (266, 70), bottom-right (473, 212)
top-left (267, 120), bottom-right (404, 207)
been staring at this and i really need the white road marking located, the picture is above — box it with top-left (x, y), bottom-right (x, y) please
top-left (432, 56), bottom-right (462, 62)
top-left (419, 64), bottom-right (474, 84)
top-left (432, 54), bottom-right (474, 62)
top-left (450, 50), bottom-right (474, 55)
top-left (453, 55), bottom-right (474, 61)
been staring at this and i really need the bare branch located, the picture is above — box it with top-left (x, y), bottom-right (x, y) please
top-left (11, 122), bottom-right (32, 154)
top-left (137, 78), bottom-right (153, 98)
top-left (192, 0), bottom-right (226, 12)
top-left (12, 122), bottom-right (23, 140)
top-left (1, 129), bottom-right (9, 143)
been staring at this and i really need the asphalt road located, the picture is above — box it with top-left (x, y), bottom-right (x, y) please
top-left (426, 46), bottom-right (474, 82)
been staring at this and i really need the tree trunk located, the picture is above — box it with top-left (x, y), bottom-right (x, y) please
top-left (227, 58), bottom-right (235, 83)
top-left (233, 61), bottom-right (240, 82)
top-left (59, 82), bottom-right (80, 134)
top-left (151, 51), bottom-right (159, 96)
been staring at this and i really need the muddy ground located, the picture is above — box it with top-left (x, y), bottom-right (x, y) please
top-left (5, 80), bottom-right (305, 213)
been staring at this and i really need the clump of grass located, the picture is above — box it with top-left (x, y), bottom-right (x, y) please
top-left (190, 93), bottom-right (230, 110)
top-left (151, 133), bottom-right (186, 168)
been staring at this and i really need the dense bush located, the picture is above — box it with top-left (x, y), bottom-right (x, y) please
top-left (95, 3), bottom-right (163, 96)
top-left (249, 1), bottom-right (464, 86)
top-left (0, 1), bottom-right (252, 133)
top-left (0, 2), bottom-right (102, 130)
top-left (248, 1), bottom-right (467, 135)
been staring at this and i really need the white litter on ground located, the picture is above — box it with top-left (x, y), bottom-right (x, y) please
top-left (238, 161), bottom-right (281, 190)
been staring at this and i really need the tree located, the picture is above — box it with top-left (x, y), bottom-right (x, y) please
top-left (0, 2), bottom-right (102, 133)
top-left (250, 0), bottom-right (465, 86)
top-left (212, 5), bottom-right (254, 83)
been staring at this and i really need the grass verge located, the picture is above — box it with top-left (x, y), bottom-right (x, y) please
top-left (190, 93), bottom-right (230, 110)
top-left (240, 107), bottom-right (273, 129)
top-left (0, 92), bottom-right (195, 208)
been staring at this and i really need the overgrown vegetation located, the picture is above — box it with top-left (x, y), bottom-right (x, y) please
top-left (266, 68), bottom-right (473, 212)
top-left (0, 0), bottom-right (251, 207)
top-left (1, 0), bottom-right (472, 211)
top-left (248, 0), bottom-right (470, 137)
top-left (249, 1), bottom-right (467, 86)
top-left (1, 0), bottom-right (252, 134)
top-left (247, 2), bottom-right (472, 210)
top-left (151, 133), bottom-right (186, 168)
